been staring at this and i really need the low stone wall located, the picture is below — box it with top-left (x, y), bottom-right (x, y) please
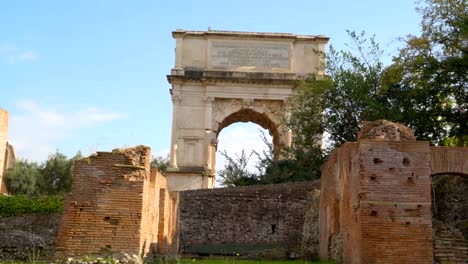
top-left (178, 181), bottom-right (320, 259)
top-left (0, 213), bottom-right (61, 260)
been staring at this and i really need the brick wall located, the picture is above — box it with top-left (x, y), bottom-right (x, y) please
top-left (358, 140), bottom-right (433, 263)
top-left (0, 109), bottom-right (8, 194)
top-left (178, 182), bottom-right (320, 258)
top-left (55, 146), bottom-right (162, 259)
top-left (319, 125), bottom-right (435, 263)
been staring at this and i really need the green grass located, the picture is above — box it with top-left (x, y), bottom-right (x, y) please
top-left (178, 258), bottom-right (335, 264)
top-left (179, 259), bottom-right (333, 264)
top-left (0, 258), bottom-right (334, 264)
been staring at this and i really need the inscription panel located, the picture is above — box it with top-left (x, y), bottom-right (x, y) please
top-left (210, 41), bottom-right (290, 70)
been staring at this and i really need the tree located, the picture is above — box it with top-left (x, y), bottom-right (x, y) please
top-left (290, 0), bottom-right (467, 148)
top-left (150, 154), bottom-right (170, 174)
top-left (217, 130), bottom-right (324, 187)
top-left (4, 159), bottom-right (41, 196)
top-left (289, 30), bottom-right (391, 149)
top-left (384, 0), bottom-right (467, 146)
top-left (254, 130), bottom-right (324, 184)
top-left (37, 151), bottom-right (81, 195)
top-left (217, 149), bottom-right (259, 186)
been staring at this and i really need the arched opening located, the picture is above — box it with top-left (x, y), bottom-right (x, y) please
top-left (215, 108), bottom-right (283, 157)
top-left (431, 173), bottom-right (468, 263)
top-left (215, 122), bottom-right (272, 186)
top-left (213, 108), bottom-right (282, 187)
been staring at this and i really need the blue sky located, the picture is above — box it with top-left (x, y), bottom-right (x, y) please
top-left (1, 0), bottom-right (422, 170)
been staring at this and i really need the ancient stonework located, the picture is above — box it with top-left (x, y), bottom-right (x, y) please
top-left (0, 213), bottom-right (61, 260)
top-left (178, 182), bottom-right (320, 258)
top-left (319, 120), bottom-right (468, 264)
top-left (55, 146), bottom-right (177, 259)
top-left (358, 120), bottom-right (416, 141)
top-left (165, 30), bottom-right (328, 191)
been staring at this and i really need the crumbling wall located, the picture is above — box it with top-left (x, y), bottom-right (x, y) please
top-left (319, 121), bottom-right (434, 264)
top-left (155, 171), bottom-right (179, 256)
top-left (55, 146), bottom-right (160, 259)
top-left (318, 143), bottom-right (360, 262)
top-left (178, 182), bottom-right (319, 258)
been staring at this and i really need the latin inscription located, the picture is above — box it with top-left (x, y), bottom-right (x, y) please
top-left (211, 42), bottom-right (289, 69)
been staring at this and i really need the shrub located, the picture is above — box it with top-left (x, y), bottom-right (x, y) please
top-left (0, 195), bottom-right (64, 217)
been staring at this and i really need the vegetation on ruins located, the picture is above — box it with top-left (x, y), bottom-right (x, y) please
top-left (218, 132), bottom-right (324, 186)
top-left (218, 149), bottom-right (258, 187)
top-left (150, 154), bottom-right (170, 174)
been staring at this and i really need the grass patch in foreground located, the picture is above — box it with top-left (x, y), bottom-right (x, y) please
top-left (179, 259), bottom-right (334, 264)
top-left (0, 259), bottom-right (334, 264)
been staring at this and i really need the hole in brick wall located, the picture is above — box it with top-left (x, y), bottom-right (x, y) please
top-left (370, 211), bottom-right (377, 216)
top-left (389, 167), bottom-right (395, 172)
top-left (271, 224), bottom-right (276, 234)
top-left (417, 204), bottom-right (422, 208)
top-left (373, 158), bottom-right (383, 164)
top-left (406, 221), bottom-right (411, 225)
top-left (370, 176), bottom-right (376, 181)
top-left (407, 176), bottom-right (414, 183)
top-left (105, 245), bottom-right (112, 249)
top-left (79, 208), bottom-right (83, 211)
top-left (104, 217), bottom-right (110, 221)
top-left (389, 211), bottom-right (395, 221)
top-left (403, 157), bottom-right (410, 166)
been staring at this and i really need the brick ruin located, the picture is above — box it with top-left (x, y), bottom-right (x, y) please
top-left (319, 120), bottom-right (468, 263)
top-left (55, 146), bottom-right (179, 259)
top-left (54, 121), bottom-right (468, 263)
top-left (54, 145), bottom-right (321, 260)
top-left (54, 146), bottom-right (322, 260)
top-left (178, 182), bottom-right (320, 258)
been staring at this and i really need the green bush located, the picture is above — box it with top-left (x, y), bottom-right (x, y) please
top-left (0, 195), bottom-right (64, 217)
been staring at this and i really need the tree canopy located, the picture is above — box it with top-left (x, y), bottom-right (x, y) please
top-left (291, 0), bottom-right (467, 148)
top-left (5, 150), bottom-right (82, 196)
top-left (218, 0), bottom-right (467, 186)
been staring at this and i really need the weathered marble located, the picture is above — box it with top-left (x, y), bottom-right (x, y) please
top-left (166, 30), bottom-right (329, 191)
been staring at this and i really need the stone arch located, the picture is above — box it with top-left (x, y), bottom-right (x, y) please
top-left (165, 29), bottom-right (328, 191)
top-left (430, 147), bottom-right (468, 176)
top-left (212, 98), bottom-right (289, 157)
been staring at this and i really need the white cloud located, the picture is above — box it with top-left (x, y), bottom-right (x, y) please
top-left (0, 44), bottom-right (39, 64)
top-left (17, 51), bottom-right (38, 61)
top-left (8, 99), bottom-right (127, 162)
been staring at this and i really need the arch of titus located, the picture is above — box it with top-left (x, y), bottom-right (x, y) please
top-left (166, 30), bottom-right (329, 191)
